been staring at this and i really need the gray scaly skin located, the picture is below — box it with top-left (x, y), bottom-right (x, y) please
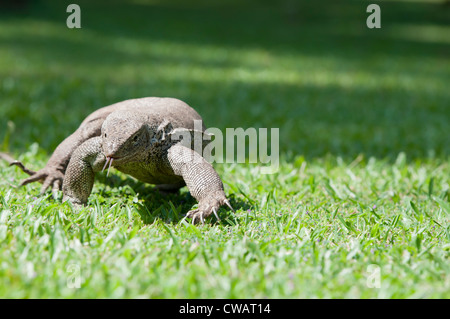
top-left (3, 97), bottom-right (233, 223)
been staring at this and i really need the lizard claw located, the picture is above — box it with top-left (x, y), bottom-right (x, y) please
top-left (186, 191), bottom-right (233, 224)
top-left (223, 199), bottom-right (235, 212)
top-left (187, 210), bottom-right (208, 224)
top-left (212, 207), bottom-right (220, 221)
top-left (187, 209), bottom-right (202, 224)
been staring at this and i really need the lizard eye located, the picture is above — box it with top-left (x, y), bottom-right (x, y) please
top-left (104, 133), bottom-right (107, 138)
top-left (133, 135), bottom-right (139, 142)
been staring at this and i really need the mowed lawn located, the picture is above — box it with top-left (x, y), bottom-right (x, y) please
top-left (0, 0), bottom-right (449, 298)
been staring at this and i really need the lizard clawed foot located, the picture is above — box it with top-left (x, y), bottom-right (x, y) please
top-left (186, 192), bottom-right (234, 224)
top-left (20, 167), bottom-right (64, 195)
top-left (0, 152), bottom-right (64, 197)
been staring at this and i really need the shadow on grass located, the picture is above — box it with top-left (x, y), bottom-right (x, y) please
top-left (136, 192), bottom-right (249, 226)
top-left (97, 174), bottom-right (250, 225)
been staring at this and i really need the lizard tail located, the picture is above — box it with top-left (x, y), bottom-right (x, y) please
top-left (0, 152), bottom-right (36, 176)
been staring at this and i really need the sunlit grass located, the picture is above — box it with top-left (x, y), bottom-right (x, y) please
top-left (1, 148), bottom-right (449, 298)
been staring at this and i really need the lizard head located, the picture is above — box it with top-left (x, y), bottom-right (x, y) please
top-left (101, 111), bottom-right (152, 163)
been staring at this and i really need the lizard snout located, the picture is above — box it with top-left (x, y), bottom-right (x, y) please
top-left (103, 141), bottom-right (120, 158)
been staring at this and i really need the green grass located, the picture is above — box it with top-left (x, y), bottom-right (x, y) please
top-left (0, 0), bottom-right (449, 298)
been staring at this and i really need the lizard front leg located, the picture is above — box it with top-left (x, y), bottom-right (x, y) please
top-left (165, 144), bottom-right (233, 223)
top-left (62, 136), bottom-right (106, 206)
top-left (20, 118), bottom-right (105, 195)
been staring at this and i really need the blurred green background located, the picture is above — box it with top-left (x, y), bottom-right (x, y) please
top-left (1, 0), bottom-right (448, 161)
